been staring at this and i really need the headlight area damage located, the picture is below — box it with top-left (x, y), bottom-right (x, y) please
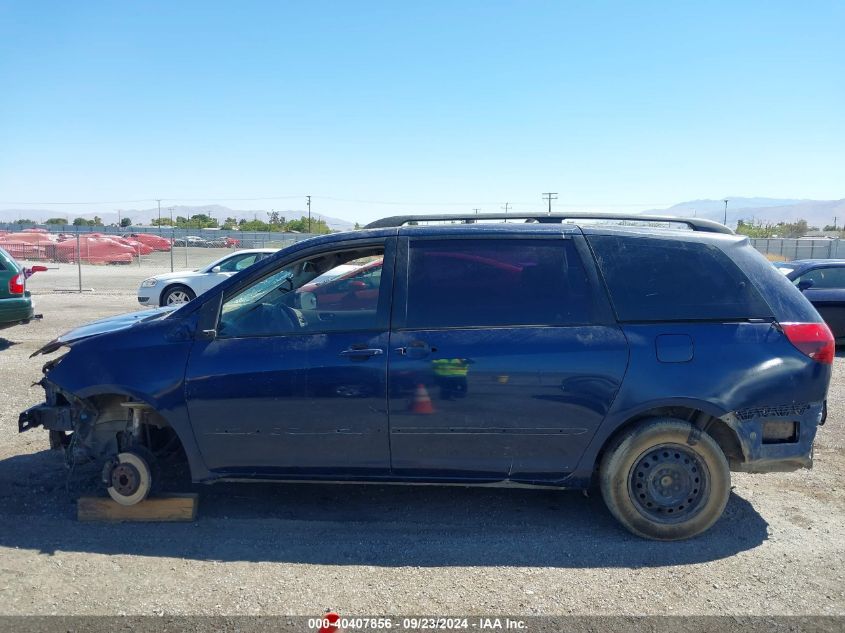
top-left (19, 349), bottom-right (183, 506)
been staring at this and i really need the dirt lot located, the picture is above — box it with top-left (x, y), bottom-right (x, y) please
top-left (0, 278), bottom-right (844, 617)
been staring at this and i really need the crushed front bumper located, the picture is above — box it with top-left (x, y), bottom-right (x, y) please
top-left (19, 402), bottom-right (75, 433)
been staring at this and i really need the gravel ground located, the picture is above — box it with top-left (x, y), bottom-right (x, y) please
top-left (0, 284), bottom-right (843, 617)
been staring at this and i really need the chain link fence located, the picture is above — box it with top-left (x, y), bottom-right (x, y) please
top-left (747, 238), bottom-right (844, 261)
top-left (0, 224), bottom-right (318, 293)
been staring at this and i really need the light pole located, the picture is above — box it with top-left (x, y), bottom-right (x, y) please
top-left (723, 199), bottom-right (729, 226)
top-left (157, 199), bottom-right (162, 235)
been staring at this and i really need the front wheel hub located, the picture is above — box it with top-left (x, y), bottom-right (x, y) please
top-left (628, 443), bottom-right (709, 523)
top-left (110, 462), bottom-right (141, 497)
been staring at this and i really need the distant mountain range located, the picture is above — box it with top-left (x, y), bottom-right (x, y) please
top-left (0, 204), bottom-right (355, 231)
top-left (2, 198), bottom-right (844, 231)
top-left (647, 198), bottom-right (845, 229)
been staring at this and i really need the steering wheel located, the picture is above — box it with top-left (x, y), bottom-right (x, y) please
top-left (277, 304), bottom-right (304, 331)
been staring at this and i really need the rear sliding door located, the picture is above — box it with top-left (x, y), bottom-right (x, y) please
top-left (387, 233), bottom-right (629, 481)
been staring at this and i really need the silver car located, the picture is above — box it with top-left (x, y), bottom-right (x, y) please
top-left (137, 248), bottom-right (277, 306)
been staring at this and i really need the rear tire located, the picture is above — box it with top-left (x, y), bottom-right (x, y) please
top-left (599, 418), bottom-right (730, 540)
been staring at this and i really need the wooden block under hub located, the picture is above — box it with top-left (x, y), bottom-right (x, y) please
top-left (77, 493), bottom-right (198, 522)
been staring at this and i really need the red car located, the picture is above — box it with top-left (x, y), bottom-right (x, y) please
top-left (124, 233), bottom-right (173, 252)
top-left (298, 258), bottom-right (383, 311)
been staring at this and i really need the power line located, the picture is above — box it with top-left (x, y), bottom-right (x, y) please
top-left (0, 195), bottom-right (679, 208)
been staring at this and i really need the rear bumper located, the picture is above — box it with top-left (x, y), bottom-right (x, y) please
top-left (0, 296), bottom-right (34, 329)
top-left (724, 401), bottom-right (825, 473)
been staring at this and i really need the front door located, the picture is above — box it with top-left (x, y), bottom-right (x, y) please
top-left (387, 235), bottom-right (628, 481)
top-left (185, 238), bottom-right (395, 476)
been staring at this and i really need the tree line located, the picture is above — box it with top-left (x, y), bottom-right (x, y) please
top-left (735, 218), bottom-right (820, 238)
top-left (9, 213), bottom-right (334, 234)
top-left (150, 212), bottom-right (332, 234)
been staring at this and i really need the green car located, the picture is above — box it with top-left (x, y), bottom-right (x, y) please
top-left (0, 247), bottom-right (45, 330)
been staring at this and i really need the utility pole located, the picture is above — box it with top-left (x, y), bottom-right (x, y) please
top-left (542, 193), bottom-right (558, 215)
top-left (834, 216), bottom-right (838, 230)
top-left (169, 206), bottom-right (175, 272)
top-left (473, 208), bottom-right (481, 215)
top-left (306, 195), bottom-right (312, 233)
top-left (117, 209), bottom-right (121, 228)
top-left (502, 202), bottom-right (511, 214)
top-left (157, 199), bottom-right (162, 235)
top-left (723, 199), bottom-right (729, 226)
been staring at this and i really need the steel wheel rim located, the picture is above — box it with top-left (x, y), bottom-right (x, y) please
top-left (628, 443), bottom-right (710, 524)
top-left (167, 290), bottom-right (190, 304)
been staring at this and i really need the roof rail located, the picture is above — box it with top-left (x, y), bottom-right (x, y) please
top-left (365, 212), bottom-right (734, 234)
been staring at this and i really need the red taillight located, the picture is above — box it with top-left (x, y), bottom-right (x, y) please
top-left (8, 273), bottom-right (24, 295)
top-left (781, 322), bottom-right (835, 365)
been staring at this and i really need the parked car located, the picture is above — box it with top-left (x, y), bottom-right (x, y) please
top-left (19, 213), bottom-right (832, 540)
top-left (204, 236), bottom-right (242, 248)
top-left (774, 259), bottom-right (845, 341)
top-left (123, 233), bottom-right (173, 252)
top-left (297, 258), bottom-right (383, 310)
top-left (173, 236), bottom-right (210, 248)
top-left (137, 248), bottom-right (277, 306)
top-left (0, 247), bottom-right (46, 329)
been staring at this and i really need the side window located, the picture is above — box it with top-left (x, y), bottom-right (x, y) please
top-left (587, 235), bottom-right (772, 321)
top-left (218, 246), bottom-right (385, 338)
top-left (405, 239), bottom-right (596, 329)
top-left (794, 267), bottom-right (845, 289)
top-left (217, 254), bottom-right (257, 272)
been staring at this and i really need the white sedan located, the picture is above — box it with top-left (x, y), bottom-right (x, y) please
top-left (137, 249), bottom-right (277, 306)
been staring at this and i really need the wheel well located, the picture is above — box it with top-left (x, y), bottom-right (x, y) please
top-left (594, 406), bottom-right (744, 480)
top-left (79, 394), bottom-right (187, 463)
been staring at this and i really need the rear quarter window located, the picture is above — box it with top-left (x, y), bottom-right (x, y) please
top-left (726, 245), bottom-right (822, 323)
top-left (587, 235), bottom-right (773, 322)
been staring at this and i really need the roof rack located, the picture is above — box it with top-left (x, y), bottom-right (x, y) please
top-left (365, 212), bottom-right (734, 234)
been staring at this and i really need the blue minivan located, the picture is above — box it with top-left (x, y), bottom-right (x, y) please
top-left (19, 213), bottom-right (833, 540)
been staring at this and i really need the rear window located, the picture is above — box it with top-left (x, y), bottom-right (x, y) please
top-left (406, 238), bottom-right (596, 328)
top-left (587, 235), bottom-right (772, 322)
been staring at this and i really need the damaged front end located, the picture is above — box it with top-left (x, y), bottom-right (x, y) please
top-left (19, 353), bottom-right (170, 467)
top-left (17, 303), bottom-right (199, 504)
top-left (19, 362), bottom-right (95, 460)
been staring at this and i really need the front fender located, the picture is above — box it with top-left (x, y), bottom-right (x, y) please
top-left (36, 318), bottom-right (212, 481)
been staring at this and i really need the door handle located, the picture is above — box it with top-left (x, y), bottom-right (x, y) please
top-left (340, 347), bottom-right (384, 360)
top-left (395, 342), bottom-right (436, 358)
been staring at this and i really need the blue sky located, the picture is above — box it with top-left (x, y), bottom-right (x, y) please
top-left (1, 1), bottom-right (843, 223)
